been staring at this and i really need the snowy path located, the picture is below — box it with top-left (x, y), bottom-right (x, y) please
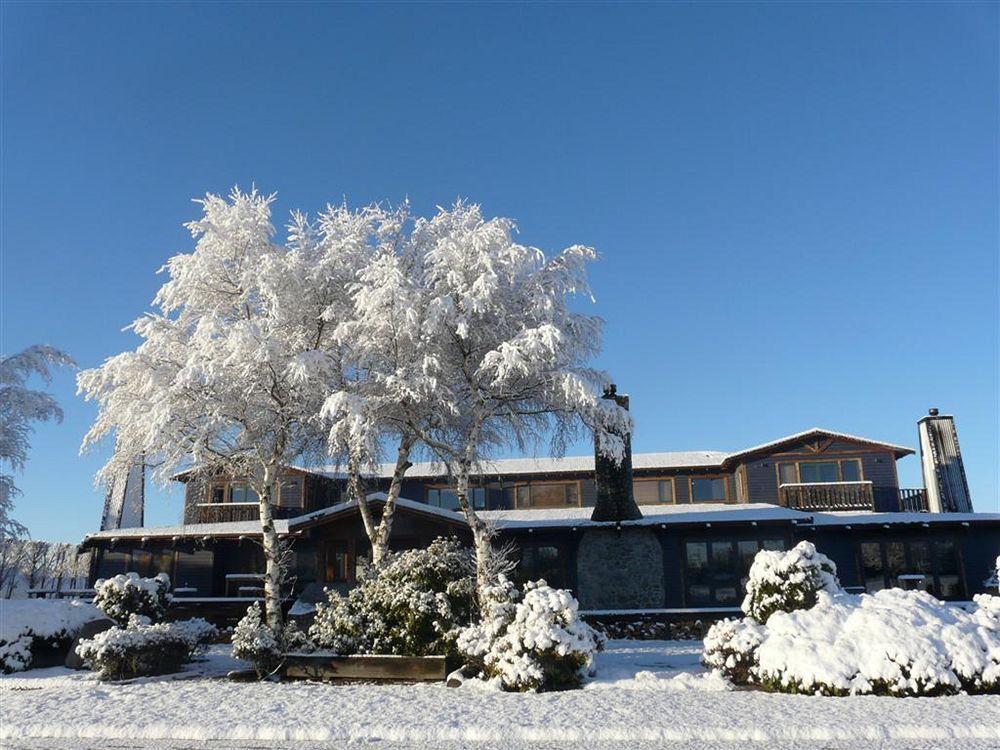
top-left (3, 641), bottom-right (999, 749)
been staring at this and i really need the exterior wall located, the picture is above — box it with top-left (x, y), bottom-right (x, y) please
top-left (741, 439), bottom-right (900, 505)
top-left (182, 476), bottom-right (207, 524)
top-left (575, 528), bottom-right (665, 610)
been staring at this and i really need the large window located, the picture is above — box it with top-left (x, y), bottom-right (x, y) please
top-left (208, 478), bottom-right (299, 506)
top-left (426, 485), bottom-right (486, 511)
top-left (857, 539), bottom-right (965, 599)
top-left (633, 478), bottom-right (675, 505)
top-left (518, 544), bottom-right (567, 589)
top-left (690, 476), bottom-right (728, 503)
top-left (778, 459), bottom-right (863, 485)
top-left (684, 537), bottom-right (785, 606)
top-left (513, 482), bottom-right (580, 509)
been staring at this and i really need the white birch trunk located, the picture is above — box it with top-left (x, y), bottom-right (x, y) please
top-left (258, 463), bottom-right (284, 633)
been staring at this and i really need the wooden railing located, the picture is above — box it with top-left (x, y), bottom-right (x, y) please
top-left (779, 483), bottom-right (931, 513)
top-left (894, 488), bottom-right (929, 513)
top-left (196, 502), bottom-right (307, 523)
top-left (779, 482), bottom-right (875, 511)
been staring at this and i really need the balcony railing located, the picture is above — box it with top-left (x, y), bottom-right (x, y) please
top-left (195, 502), bottom-right (306, 524)
top-left (780, 481), bottom-right (875, 511)
top-left (779, 483), bottom-right (930, 513)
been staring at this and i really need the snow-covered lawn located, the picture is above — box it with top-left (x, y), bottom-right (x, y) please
top-left (2, 640), bottom-right (999, 749)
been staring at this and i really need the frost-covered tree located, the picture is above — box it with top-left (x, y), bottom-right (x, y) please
top-left (317, 205), bottom-right (444, 567)
top-left (0, 345), bottom-right (75, 538)
top-left (79, 188), bottom-right (342, 632)
top-left (408, 202), bottom-right (631, 593)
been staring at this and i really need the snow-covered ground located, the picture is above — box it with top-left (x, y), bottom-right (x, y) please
top-left (2, 640), bottom-right (999, 749)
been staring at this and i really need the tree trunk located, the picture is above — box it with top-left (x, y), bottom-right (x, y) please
top-left (454, 453), bottom-right (493, 597)
top-left (371, 435), bottom-right (414, 568)
top-left (346, 449), bottom-right (379, 565)
top-left (258, 464), bottom-right (284, 634)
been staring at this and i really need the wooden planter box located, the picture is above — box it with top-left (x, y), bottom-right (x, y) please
top-left (281, 652), bottom-right (459, 682)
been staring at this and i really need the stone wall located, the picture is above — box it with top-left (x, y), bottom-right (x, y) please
top-left (575, 527), bottom-right (665, 610)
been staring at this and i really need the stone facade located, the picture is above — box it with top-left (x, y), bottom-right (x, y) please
top-left (575, 527), bottom-right (665, 610)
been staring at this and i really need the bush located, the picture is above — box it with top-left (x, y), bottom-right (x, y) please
top-left (232, 601), bottom-right (310, 679)
top-left (75, 617), bottom-right (216, 681)
top-left (93, 572), bottom-right (171, 626)
top-left (458, 576), bottom-right (600, 692)
top-left (741, 541), bottom-right (841, 624)
top-left (703, 586), bottom-right (1000, 697)
top-left (701, 617), bottom-right (765, 685)
top-left (0, 599), bottom-right (104, 673)
top-left (309, 537), bottom-right (476, 658)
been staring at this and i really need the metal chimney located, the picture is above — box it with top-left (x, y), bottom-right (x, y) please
top-left (917, 409), bottom-right (973, 513)
top-left (590, 385), bottom-right (642, 523)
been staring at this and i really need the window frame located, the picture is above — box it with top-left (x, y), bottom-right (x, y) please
top-left (688, 475), bottom-right (730, 503)
top-left (853, 537), bottom-right (966, 599)
top-left (424, 483), bottom-right (487, 510)
top-left (517, 542), bottom-right (568, 589)
top-left (776, 458), bottom-right (865, 486)
top-left (632, 476), bottom-right (676, 505)
top-left (510, 480), bottom-right (582, 509)
top-left (681, 535), bottom-right (788, 607)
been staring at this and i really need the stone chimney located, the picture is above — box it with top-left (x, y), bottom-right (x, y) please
top-left (590, 384), bottom-right (643, 522)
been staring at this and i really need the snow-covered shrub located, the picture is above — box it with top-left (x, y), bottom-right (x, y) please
top-left (0, 599), bottom-right (103, 673)
top-left (232, 601), bottom-right (310, 679)
top-left (741, 541), bottom-right (841, 624)
top-left (76, 623), bottom-right (188, 680)
top-left (704, 588), bottom-right (1000, 696)
top-left (309, 537), bottom-right (476, 657)
top-left (459, 576), bottom-right (600, 692)
top-left (701, 617), bottom-right (766, 685)
top-left (93, 572), bottom-right (171, 626)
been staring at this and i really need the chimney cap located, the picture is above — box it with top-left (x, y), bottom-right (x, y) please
top-left (928, 408), bottom-right (939, 416)
top-left (603, 383), bottom-right (617, 398)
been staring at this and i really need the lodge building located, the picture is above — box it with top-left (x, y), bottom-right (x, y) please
top-left (81, 402), bottom-right (1000, 622)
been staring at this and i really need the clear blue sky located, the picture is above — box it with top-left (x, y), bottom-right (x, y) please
top-left (2, 2), bottom-right (997, 542)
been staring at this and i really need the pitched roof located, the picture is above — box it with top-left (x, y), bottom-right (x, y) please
top-left (722, 428), bottom-right (914, 461)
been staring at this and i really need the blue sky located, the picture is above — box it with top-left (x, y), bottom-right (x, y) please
top-left (2, 2), bottom-right (997, 542)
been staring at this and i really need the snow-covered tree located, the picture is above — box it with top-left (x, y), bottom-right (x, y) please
top-left (316, 204), bottom-right (443, 567)
top-left (79, 188), bottom-right (341, 632)
top-left (406, 202), bottom-right (631, 593)
top-left (0, 345), bottom-right (75, 538)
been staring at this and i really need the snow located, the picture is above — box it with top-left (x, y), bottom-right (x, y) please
top-left (478, 502), bottom-right (805, 529)
top-left (2, 640), bottom-right (999, 747)
top-left (809, 511), bottom-right (1000, 526)
top-left (84, 518), bottom-right (292, 541)
top-left (0, 598), bottom-right (102, 642)
top-left (725, 427), bottom-right (914, 460)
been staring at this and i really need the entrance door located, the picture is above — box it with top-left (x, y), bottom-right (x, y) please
top-left (322, 540), bottom-right (352, 584)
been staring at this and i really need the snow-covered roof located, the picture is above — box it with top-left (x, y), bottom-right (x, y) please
top-left (292, 493), bottom-right (467, 526)
top-left (807, 511), bottom-right (1000, 526)
top-left (84, 519), bottom-right (292, 541)
top-left (296, 428), bottom-right (913, 481)
top-left (477, 503), bottom-right (808, 529)
top-left (724, 428), bottom-right (914, 460)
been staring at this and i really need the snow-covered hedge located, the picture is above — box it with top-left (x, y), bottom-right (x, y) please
top-left (0, 599), bottom-right (103, 673)
top-left (309, 537), bottom-right (476, 658)
top-left (76, 617), bottom-right (218, 681)
top-left (458, 576), bottom-right (600, 692)
top-left (703, 546), bottom-right (1000, 696)
top-left (93, 572), bottom-right (171, 626)
top-left (741, 541), bottom-right (841, 624)
top-left (232, 601), bottom-right (310, 679)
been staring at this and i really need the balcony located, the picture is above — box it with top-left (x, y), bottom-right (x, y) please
top-left (779, 482), bottom-right (929, 513)
top-left (195, 502), bottom-right (305, 524)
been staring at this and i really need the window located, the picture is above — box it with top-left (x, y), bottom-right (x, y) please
top-left (512, 482), bottom-right (580, 509)
top-left (278, 479), bottom-right (303, 508)
top-left (856, 539), bottom-right (965, 599)
top-left (633, 478), bottom-right (675, 504)
top-left (777, 459), bottom-right (864, 485)
top-left (324, 542), bottom-right (351, 582)
top-left (684, 537), bottom-right (786, 606)
top-left (690, 477), bottom-right (728, 503)
top-left (518, 545), bottom-right (566, 589)
top-left (209, 483), bottom-right (226, 504)
top-left (229, 483), bottom-right (259, 504)
top-left (426, 486), bottom-right (486, 510)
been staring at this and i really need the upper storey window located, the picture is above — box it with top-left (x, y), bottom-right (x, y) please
top-left (426, 485), bottom-right (486, 511)
top-left (633, 478), bottom-right (675, 504)
top-left (778, 459), bottom-right (863, 485)
top-left (690, 476), bottom-right (728, 503)
top-left (513, 481), bottom-right (580, 509)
